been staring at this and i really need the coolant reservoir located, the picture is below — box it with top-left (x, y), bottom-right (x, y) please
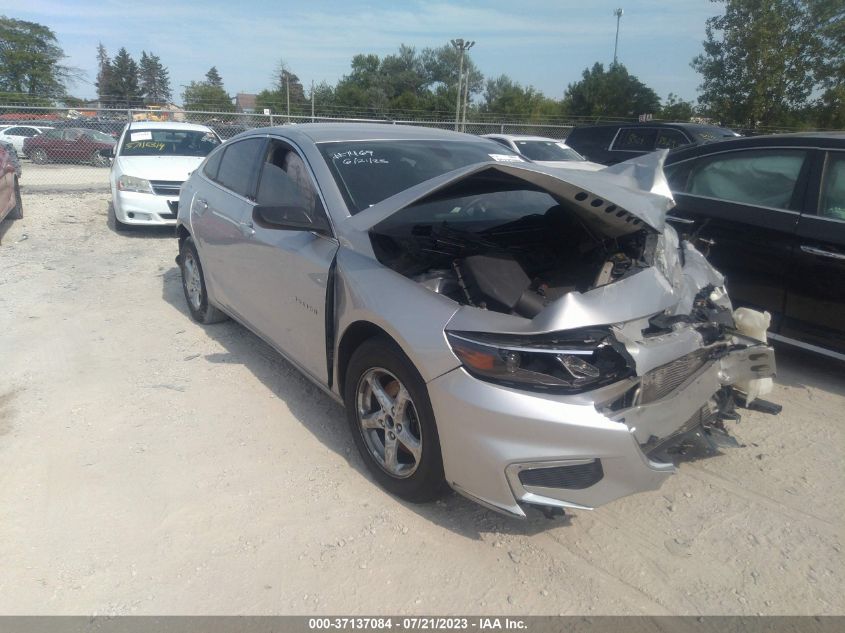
top-left (732, 307), bottom-right (773, 402)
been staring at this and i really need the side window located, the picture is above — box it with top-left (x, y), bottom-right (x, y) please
top-left (215, 138), bottom-right (264, 198)
top-left (685, 149), bottom-right (807, 210)
top-left (202, 145), bottom-right (225, 180)
top-left (64, 130), bottom-right (82, 141)
top-left (612, 128), bottom-right (657, 151)
top-left (256, 140), bottom-right (324, 221)
top-left (43, 129), bottom-right (62, 139)
top-left (820, 153), bottom-right (845, 221)
top-left (5, 127), bottom-right (25, 136)
top-left (655, 129), bottom-right (690, 150)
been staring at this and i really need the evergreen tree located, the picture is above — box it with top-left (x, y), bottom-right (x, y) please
top-left (95, 42), bottom-right (114, 105)
top-left (110, 47), bottom-right (142, 107)
top-left (139, 50), bottom-right (171, 104)
top-left (0, 16), bottom-right (71, 103)
top-left (205, 66), bottom-right (224, 89)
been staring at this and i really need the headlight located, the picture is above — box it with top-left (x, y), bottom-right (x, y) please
top-left (445, 330), bottom-right (633, 394)
top-left (117, 174), bottom-right (153, 194)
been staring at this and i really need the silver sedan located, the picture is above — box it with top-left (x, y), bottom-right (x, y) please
top-left (175, 124), bottom-right (775, 519)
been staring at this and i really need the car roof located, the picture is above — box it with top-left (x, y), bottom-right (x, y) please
top-left (239, 122), bottom-right (493, 144)
top-left (127, 121), bottom-right (215, 133)
top-left (483, 134), bottom-right (568, 143)
top-left (666, 131), bottom-right (845, 161)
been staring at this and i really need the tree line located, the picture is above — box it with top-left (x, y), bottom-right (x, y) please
top-left (1, 0), bottom-right (842, 129)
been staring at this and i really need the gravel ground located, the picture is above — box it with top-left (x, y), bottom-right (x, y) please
top-left (0, 189), bottom-right (842, 615)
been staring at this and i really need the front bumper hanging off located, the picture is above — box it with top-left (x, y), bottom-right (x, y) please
top-left (430, 336), bottom-right (776, 519)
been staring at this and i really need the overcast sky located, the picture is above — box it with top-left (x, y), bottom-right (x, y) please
top-left (17, 0), bottom-right (721, 105)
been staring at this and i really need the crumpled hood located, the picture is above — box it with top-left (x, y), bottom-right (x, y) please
top-left (116, 155), bottom-right (204, 182)
top-left (347, 149), bottom-right (674, 236)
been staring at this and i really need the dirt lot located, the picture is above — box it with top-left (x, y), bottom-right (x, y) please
top-left (0, 187), bottom-right (842, 616)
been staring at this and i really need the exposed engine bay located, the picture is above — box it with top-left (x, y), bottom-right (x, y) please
top-left (370, 182), bottom-right (657, 319)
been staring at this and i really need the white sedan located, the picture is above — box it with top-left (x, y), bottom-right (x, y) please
top-left (483, 134), bottom-right (605, 171)
top-left (0, 125), bottom-right (54, 157)
top-left (109, 121), bottom-right (221, 230)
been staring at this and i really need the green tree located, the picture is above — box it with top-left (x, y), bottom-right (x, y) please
top-left (480, 75), bottom-right (563, 121)
top-left (563, 62), bottom-right (661, 119)
top-left (110, 47), bottom-right (142, 107)
top-left (139, 51), bottom-right (171, 104)
top-left (205, 66), bottom-right (223, 89)
top-left (0, 16), bottom-right (71, 103)
top-left (660, 93), bottom-right (696, 121)
top-left (807, 0), bottom-right (845, 127)
top-left (256, 60), bottom-right (308, 115)
top-left (182, 81), bottom-right (233, 111)
top-left (691, 0), bottom-right (820, 128)
top-left (95, 43), bottom-right (114, 105)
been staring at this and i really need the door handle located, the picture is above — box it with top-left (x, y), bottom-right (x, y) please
top-left (800, 245), bottom-right (845, 261)
top-left (194, 197), bottom-right (208, 215)
top-left (239, 220), bottom-right (255, 237)
top-left (666, 215), bottom-right (695, 224)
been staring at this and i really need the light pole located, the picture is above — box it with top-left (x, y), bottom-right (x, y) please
top-left (613, 8), bottom-right (624, 66)
top-left (450, 38), bottom-right (474, 131)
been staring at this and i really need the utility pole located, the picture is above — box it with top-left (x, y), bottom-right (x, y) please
top-left (311, 79), bottom-right (315, 122)
top-left (285, 73), bottom-right (290, 122)
top-left (450, 38), bottom-right (474, 131)
top-left (461, 69), bottom-right (470, 132)
top-left (613, 8), bottom-right (624, 65)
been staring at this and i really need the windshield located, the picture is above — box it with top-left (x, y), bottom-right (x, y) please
top-left (119, 129), bottom-right (221, 157)
top-left (318, 139), bottom-right (523, 214)
top-left (515, 140), bottom-right (585, 162)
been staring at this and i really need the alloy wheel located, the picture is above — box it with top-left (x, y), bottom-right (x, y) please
top-left (182, 251), bottom-right (203, 310)
top-left (355, 367), bottom-right (423, 478)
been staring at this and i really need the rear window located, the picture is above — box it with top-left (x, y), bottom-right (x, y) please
top-left (612, 128), bottom-right (658, 152)
top-left (514, 140), bottom-right (585, 162)
top-left (318, 140), bottom-right (522, 214)
top-left (120, 129), bottom-right (220, 157)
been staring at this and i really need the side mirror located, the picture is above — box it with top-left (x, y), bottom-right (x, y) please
top-left (253, 204), bottom-right (331, 234)
top-left (106, 147), bottom-right (115, 158)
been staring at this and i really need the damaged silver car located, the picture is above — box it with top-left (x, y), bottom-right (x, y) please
top-left (175, 124), bottom-right (776, 519)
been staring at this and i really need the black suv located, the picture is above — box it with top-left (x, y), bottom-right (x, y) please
top-left (565, 122), bottom-right (739, 165)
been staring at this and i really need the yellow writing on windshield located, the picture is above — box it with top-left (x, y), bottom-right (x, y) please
top-left (125, 141), bottom-right (166, 151)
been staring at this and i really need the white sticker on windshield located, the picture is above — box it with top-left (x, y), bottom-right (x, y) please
top-left (130, 131), bottom-right (152, 141)
top-left (489, 153), bottom-right (524, 162)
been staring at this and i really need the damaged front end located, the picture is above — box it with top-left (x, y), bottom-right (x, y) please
top-left (349, 152), bottom-right (778, 517)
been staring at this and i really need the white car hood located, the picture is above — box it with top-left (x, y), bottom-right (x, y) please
top-left (533, 159), bottom-right (605, 172)
top-left (116, 155), bottom-right (204, 182)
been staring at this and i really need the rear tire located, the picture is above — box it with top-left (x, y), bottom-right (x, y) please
top-left (178, 236), bottom-right (228, 324)
top-left (8, 177), bottom-right (22, 220)
top-left (91, 150), bottom-right (109, 167)
top-left (344, 336), bottom-right (446, 502)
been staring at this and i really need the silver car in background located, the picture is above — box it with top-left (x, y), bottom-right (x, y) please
top-left (175, 124), bottom-right (775, 519)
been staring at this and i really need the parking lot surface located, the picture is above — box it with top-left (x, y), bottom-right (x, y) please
top-left (0, 187), bottom-right (842, 615)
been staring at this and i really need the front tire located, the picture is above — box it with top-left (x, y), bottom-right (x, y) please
top-left (344, 337), bottom-right (446, 502)
top-left (8, 177), bottom-right (22, 220)
top-left (178, 236), bottom-right (228, 324)
top-left (31, 148), bottom-right (47, 165)
top-left (108, 201), bottom-right (129, 232)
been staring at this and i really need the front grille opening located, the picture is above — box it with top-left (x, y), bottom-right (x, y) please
top-left (640, 349), bottom-right (710, 404)
top-left (518, 460), bottom-right (604, 490)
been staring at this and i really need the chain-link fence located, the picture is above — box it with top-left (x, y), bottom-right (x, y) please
top-left (3, 104), bottom-right (833, 194)
top-left (1, 105), bottom-right (583, 193)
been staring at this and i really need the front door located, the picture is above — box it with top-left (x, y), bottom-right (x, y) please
top-left (665, 148), bottom-right (810, 330)
top-left (234, 138), bottom-right (339, 385)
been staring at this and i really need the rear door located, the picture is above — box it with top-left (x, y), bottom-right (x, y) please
top-left (190, 137), bottom-right (265, 312)
top-left (783, 150), bottom-right (845, 355)
top-left (664, 147), bottom-right (811, 329)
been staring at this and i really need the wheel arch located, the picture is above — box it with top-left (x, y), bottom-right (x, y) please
top-left (336, 321), bottom-right (399, 401)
